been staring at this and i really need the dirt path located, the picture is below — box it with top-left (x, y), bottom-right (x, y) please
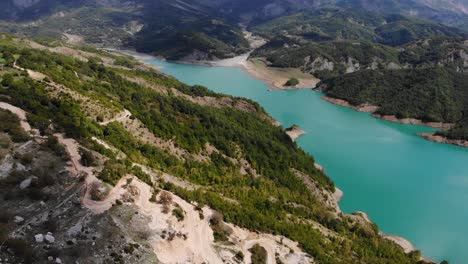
top-left (55, 134), bottom-right (119, 214)
top-left (12, 61), bottom-right (46, 81)
top-left (99, 109), bottom-right (132, 126)
top-left (54, 135), bottom-right (313, 263)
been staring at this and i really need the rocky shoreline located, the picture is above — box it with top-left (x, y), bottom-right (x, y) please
top-left (319, 95), bottom-right (466, 149)
top-left (418, 133), bottom-right (468, 148)
top-left (321, 96), bottom-right (454, 128)
top-left (372, 114), bottom-right (454, 129)
top-left (285, 125), bottom-right (306, 141)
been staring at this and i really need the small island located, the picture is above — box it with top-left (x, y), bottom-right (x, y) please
top-left (285, 125), bottom-right (306, 141)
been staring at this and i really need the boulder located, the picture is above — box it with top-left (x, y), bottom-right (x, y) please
top-left (13, 216), bottom-right (24, 223)
top-left (35, 234), bottom-right (44, 243)
top-left (19, 178), bottom-right (32, 189)
top-left (19, 176), bottom-right (38, 189)
top-left (45, 233), bottom-right (55, 244)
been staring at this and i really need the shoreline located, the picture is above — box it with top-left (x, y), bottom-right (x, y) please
top-left (319, 95), bottom-right (467, 149)
top-left (285, 125), bottom-right (306, 141)
top-left (418, 133), bottom-right (468, 148)
top-left (120, 50), bottom-right (434, 260)
top-left (116, 47), bottom-right (319, 90)
top-left (352, 212), bottom-right (420, 256)
top-left (180, 54), bottom-right (320, 90)
top-left (321, 95), bottom-right (454, 129)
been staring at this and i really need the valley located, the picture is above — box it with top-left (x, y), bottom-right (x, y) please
top-left (0, 0), bottom-right (467, 263)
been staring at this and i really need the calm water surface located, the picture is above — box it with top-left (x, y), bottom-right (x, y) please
top-left (147, 59), bottom-right (468, 263)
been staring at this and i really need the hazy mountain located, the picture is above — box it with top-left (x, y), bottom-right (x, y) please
top-left (337, 0), bottom-right (468, 29)
top-left (254, 8), bottom-right (466, 46)
top-left (0, 0), bottom-right (466, 59)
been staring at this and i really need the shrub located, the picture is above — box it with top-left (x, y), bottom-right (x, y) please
top-left (0, 133), bottom-right (11, 149)
top-left (284, 77), bottom-right (299, 87)
top-left (79, 147), bottom-right (97, 167)
top-left (209, 212), bottom-right (232, 242)
top-left (149, 188), bottom-right (160, 203)
top-left (17, 152), bottom-right (34, 165)
top-left (249, 244), bottom-right (267, 264)
top-left (0, 109), bottom-right (29, 143)
top-left (89, 181), bottom-right (110, 201)
top-left (159, 191), bottom-right (173, 214)
top-left (235, 251), bottom-right (244, 261)
top-left (172, 207), bottom-right (185, 221)
top-left (41, 136), bottom-right (69, 160)
top-left (98, 160), bottom-right (128, 185)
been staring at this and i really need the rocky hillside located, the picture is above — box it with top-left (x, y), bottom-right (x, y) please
top-left (0, 35), bottom-right (429, 263)
top-left (252, 37), bottom-right (468, 75)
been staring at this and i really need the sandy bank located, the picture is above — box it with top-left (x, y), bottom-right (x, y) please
top-left (418, 133), bottom-right (468, 148)
top-left (382, 234), bottom-right (416, 254)
top-left (285, 125), bottom-right (306, 141)
top-left (333, 187), bottom-right (343, 204)
top-left (242, 58), bottom-right (320, 90)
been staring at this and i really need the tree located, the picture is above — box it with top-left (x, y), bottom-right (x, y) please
top-left (284, 77), bottom-right (299, 87)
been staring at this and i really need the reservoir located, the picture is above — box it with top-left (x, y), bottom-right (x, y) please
top-left (146, 58), bottom-right (468, 263)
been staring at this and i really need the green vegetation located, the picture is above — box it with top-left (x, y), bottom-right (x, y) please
top-left (253, 36), bottom-right (468, 140)
top-left (98, 160), bottom-right (129, 186)
top-left (249, 244), bottom-right (268, 264)
top-left (79, 147), bottom-right (97, 167)
top-left (0, 109), bottom-right (29, 142)
top-left (0, 40), bottom-right (424, 263)
top-left (284, 77), bottom-right (299, 87)
top-left (172, 207), bottom-right (185, 222)
top-left (253, 8), bottom-right (466, 46)
top-left (251, 36), bottom-right (399, 78)
top-left (324, 67), bottom-right (467, 123)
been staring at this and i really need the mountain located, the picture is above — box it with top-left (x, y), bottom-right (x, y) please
top-left (130, 0), bottom-right (249, 60)
top-left (0, 34), bottom-right (428, 263)
top-left (415, 0), bottom-right (468, 14)
top-left (253, 8), bottom-right (466, 46)
top-left (0, 0), bottom-right (250, 60)
top-left (251, 35), bottom-right (468, 142)
top-left (337, 0), bottom-right (468, 30)
top-left (0, 0), bottom-right (466, 60)
top-left (0, 0), bottom-right (91, 21)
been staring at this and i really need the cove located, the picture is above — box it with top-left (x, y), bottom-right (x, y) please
top-left (146, 59), bottom-right (468, 263)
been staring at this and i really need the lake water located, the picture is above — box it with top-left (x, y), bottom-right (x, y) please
top-left (146, 59), bottom-right (468, 263)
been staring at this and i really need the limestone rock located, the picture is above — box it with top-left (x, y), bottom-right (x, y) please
top-left (35, 234), bottom-right (44, 243)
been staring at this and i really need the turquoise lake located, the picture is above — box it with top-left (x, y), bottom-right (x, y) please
top-left (146, 59), bottom-right (468, 263)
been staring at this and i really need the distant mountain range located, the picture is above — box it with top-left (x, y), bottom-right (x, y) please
top-left (0, 0), bottom-right (466, 60)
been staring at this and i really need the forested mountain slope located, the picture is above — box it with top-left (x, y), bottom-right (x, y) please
top-left (0, 35), bottom-right (430, 263)
top-left (253, 8), bottom-right (467, 46)
top-left (0, 0), bottom-right (250, 60)
top-left (0, 0), bottom-right (466, 60)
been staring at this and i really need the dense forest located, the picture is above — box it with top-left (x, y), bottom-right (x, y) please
top-left (0, 36), bottom-right (426, 263)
